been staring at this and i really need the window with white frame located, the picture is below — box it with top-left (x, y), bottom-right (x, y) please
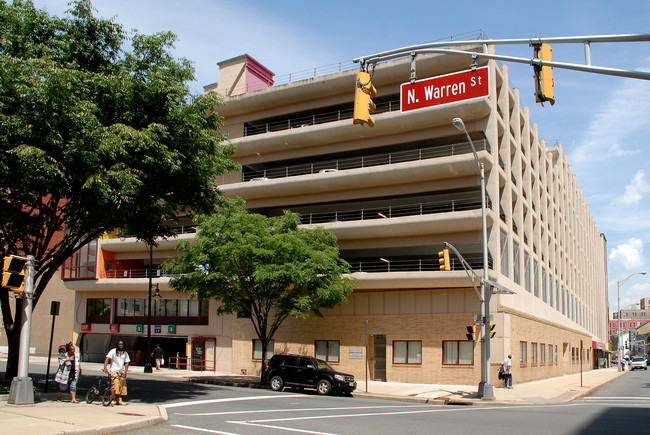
top-left (500, 232), bottom-right (509, 277)
top-left (315, 340), bottom-right (340, 362)
top-left (253, 339), bottom-right (274, 360)
top-left (520, 341), bottom-right (527, 364)
top-left (393, 341), bottom-right (422, 364)
top-left (443, 341), bottom-right (474, 365)
top-left (513, 242), bottom-right (521, 284)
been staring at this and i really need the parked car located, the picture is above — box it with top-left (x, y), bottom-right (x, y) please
top-left (630, 356), bottom-right (648, 370)
top-left (264, 354), bottom-right (357, 395)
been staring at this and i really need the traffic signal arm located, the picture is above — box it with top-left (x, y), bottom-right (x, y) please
top-left (353, 71), bottom-right (377, 127)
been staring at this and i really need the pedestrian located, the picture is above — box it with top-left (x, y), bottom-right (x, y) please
top-left (55, 342), bottom-right (81, 403)
top-left (502, 354), bottom-right (513, 389)
top-left (151, 344), bottom-right (164, 370)
top-left (103, 340), bottom-right (130, 405)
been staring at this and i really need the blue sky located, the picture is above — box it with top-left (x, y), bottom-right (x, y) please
top-left (34, 0), bottom-right (650, 316)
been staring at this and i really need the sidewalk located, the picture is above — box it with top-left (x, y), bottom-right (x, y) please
top-left (0, 356), bottom-right (627, 434)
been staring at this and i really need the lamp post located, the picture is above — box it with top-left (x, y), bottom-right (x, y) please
top-left (145, 244), bottom-right (154, 373)
top-left (452, 117), bottom-right (493, 399)
top-left (617, 272), bottom-right (646, 371)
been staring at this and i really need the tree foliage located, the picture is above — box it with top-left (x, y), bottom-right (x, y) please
top-left (0, 0), bottom-right (239, 377)
top-left (166, 198), bottom-right (356, 375)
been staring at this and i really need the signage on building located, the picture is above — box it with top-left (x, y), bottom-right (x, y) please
top-left (154, 325), bottom-right (162, 334)
top-left (81, 323), bottom-right (91, 332)
top-left (109, 324), bottom-right (120, 333)
top-left (136, 324), bottom-right (144, 333)
top-left (168, 325), bottom-right (176, 334)
top-left (400, 66), bottom-right (490, 113)
top-left (349, 348), bottom-right (364, 359)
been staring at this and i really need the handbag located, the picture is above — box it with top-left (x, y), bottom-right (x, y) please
top-left (498, 366), bottom-right (504, 380)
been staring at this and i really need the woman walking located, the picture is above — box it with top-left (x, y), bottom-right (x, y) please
top-left (55, 343), bottom-right (81, 403)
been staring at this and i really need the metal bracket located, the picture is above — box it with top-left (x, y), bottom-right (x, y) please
top-left (470, 53), bottom-right (478, 71)
top-left (444, 242), bottom-right (483, 301)
top-left (485, 279), bottom-right (517, 295)
top-left (410, 51), bottom-right (417, 84)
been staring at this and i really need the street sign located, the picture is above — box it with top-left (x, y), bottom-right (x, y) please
top-left (154, 325), bottom-right (162, 334)
top-left (401, 66), bottom-right (489, 113)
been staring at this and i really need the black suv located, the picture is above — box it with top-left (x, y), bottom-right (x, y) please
top-left (264, 354), bottom-right (357, 395)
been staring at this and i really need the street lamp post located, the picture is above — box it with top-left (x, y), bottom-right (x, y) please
top-left (617, 272), bottom-right (646, 371)
top-left (452, 117), bottom-right (493, 399)
top-left (145, 244), bottom-right (154, 373)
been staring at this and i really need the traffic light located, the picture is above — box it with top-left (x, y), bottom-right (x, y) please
top-left (533, 43), bottom-right (555, 105)
top-left (2, 256), bottom-right (27, 291)
top-left (466, 325), bottom-right (478, 341)
top-left (489, 323), bottom-right (496, 338)
top-left (438, 249), bottom-right (450, 271)
top-left (353, 71), bottom-right (377, 127)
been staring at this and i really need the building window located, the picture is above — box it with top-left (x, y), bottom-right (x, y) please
top-left (62, 239), bottom-right (97, 279)
top-left (513, 242), bottom-right (521, 284)
top-left (548, 344), bottom-right (553, 364)
top-left (443, 341), bottom-right (474, 365)
top-left (500, 232), bottom-right (509, 277)
top-left (531, 342), bottom-right (538, 364)
top-left (393, 341), bottom-right (422, 364)
top-left (524, 252), bottom-right (531, 292)
top-left (542, 268), bottom-right (548, 303)
top-left (114, 298), bottom-right (209, 325)
top-left (315, 340), bottom-right (340, 362)
top-left (253, 339), bottom-right (274, 360)
top-left (533, 261), bottom-right (539, 298)
top-left (540, 343), bottom-right (546, 364)
top-left (86, 298), bottom-right (111, 323)
top-left (520, 341), bottom-right (527, 364)
top-left (555, 345), bottom-right (558, 363)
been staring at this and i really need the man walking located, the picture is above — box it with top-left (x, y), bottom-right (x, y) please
top-left (104, 340), bottom-right (130, 405)
top-left (151, 344), bottom-right (164, 370)
top-left (502, 354), bottom-right (513, 389)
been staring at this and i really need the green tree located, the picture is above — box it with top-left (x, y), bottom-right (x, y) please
top-left (166, 199), bottom-right (356, 380)
top-left (0, 0), bottom-right (239, 378)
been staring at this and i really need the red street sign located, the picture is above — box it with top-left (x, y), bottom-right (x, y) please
top-left (401, 66), bottom-right (490, 113)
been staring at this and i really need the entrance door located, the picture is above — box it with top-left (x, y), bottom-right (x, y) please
top-left (373, 335), bottom-right (386, 381)
top-left (191, 337), bottom-right (216, 371)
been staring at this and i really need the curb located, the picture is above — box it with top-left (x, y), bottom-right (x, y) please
top-left (62, 405), bottom-right (168, 435)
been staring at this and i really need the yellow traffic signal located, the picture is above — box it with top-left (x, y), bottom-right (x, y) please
top-left (2, 256), bottom-right (26, 291)
top-left (466, 325), bottom-right (478, 341)
top-left (438, 249), bottom-right (450, 271)
top-left (353, 71), bottom-right (377, 127)
top-left (534, 43), bottom-right (555, 105)
top-left (489, 323), bottom-right (496, 338)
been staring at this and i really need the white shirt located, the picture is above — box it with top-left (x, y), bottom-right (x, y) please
top-left (502, 357), bottom-right (512, 374)
top-left (106, 348), bottom-right (130, 373)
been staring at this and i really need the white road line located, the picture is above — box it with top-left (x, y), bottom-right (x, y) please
top-left (581, 396), bottom-right (650, 400)
top-left (163, 395), bottom-right (298, 409)
top-left (171, 424), bottom-right (241, 435)
top-left (175, 404), bottom-right (433, 416)
top-left (229, 420), bottom-right (339, 435)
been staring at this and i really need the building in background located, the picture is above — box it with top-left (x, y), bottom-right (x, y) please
top-left (33, 47), bottom-right (609, 385)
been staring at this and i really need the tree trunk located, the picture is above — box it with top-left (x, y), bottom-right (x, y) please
top-left (259, 339), bottom-right (268, 384)
top-left (3, 307), bottom-right (22, 380)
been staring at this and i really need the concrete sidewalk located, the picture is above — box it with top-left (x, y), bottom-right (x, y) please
top-left (0, 356), bottom-right (627, 434)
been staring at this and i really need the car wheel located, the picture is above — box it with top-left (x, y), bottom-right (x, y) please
top-left (317, 379), bottom-right (332, 395)
top-left (269, 376), bottom-right (284, 392)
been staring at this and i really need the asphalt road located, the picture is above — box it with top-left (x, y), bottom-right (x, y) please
top-left (122, 369), bottom-right (650, 435)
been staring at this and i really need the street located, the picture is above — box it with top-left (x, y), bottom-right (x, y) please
top-left (123, 368), bottom-right (650, 435)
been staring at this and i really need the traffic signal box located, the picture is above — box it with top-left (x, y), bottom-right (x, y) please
top-left (533, 43), bottom-right (555, 105)
top-left (438, 249), bottom-right (450, 271)
top-left (2, 256), bottom-right (27, 291)
top-left (489, 323), bottom-right (496, 338)
top-left (353, 71), bottom-right (377, 127)
top-left (466, 325), bottom-right (478, 341)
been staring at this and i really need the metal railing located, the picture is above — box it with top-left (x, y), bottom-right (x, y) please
top-left (242, 139), bottom-right (489, 181)
top-left (101, 268), bottom-right (182, 279)
top-left (347, 255), bottom-right (492, 273)
top-left (300, 197), bottom-right (489, 225)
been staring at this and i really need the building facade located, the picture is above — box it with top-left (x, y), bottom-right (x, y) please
top-left (56, 48), bottom-right (608, 386)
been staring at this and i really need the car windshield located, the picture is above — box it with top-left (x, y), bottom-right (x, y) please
top-left (316, 359), bottom-right (334, 371)
top-left (633, 357), bottom-right (644, 361)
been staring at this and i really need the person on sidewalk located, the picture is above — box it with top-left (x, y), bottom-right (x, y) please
top-left (151, 344), bottom-right (164, 370)
top-left (55, 342), bottom-right (81, 403)
top-left (502, 354), bottom-right (513, 389)
top-left (104, 340), bottom-right (130, 405)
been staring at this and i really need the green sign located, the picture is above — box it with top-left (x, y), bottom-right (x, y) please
top-left (136, 324), bottom-right (143, 333)
top-left (168, 325), bottom-right (176, 334)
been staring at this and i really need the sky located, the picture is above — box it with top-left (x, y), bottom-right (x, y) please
top-left (32, 0), bottom-right (650, 316)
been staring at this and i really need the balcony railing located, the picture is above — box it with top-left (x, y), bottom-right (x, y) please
top-left (347, 255), bottom-right (492, 273)
top-left (300, 196), bottom-right (490, 225)
top-left (101, 269), bottom-right (182, 279)
top-left (242, 139), bottom-right (489, 182)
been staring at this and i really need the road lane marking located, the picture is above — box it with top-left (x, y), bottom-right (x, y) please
top-left (176, 404), bottom-right (433, 416)
top-left (229, 421), bottom-right (338, 435)
top-left (163, 395), bottom-right (297, 409)
top-left (172, 424), bottom-right (241, 434)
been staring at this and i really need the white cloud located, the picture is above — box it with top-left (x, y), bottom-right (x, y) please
top-left (609, 238), bottom-right (646, 271)
top-left (609, 143), bottom-right (640, 158)
top-left (613, 171), bottom-right (650, 206)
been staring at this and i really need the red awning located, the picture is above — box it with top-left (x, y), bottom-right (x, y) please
top-left (592, 341), bottom-right (607, 350)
